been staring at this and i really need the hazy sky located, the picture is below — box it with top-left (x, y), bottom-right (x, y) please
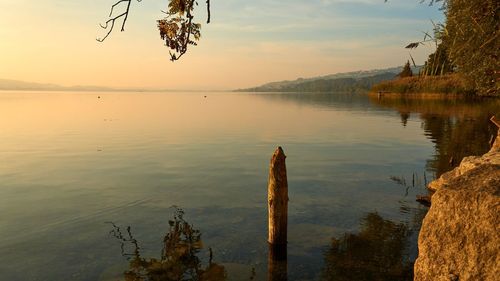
top-left (0, 0), bottom-right (444, 90)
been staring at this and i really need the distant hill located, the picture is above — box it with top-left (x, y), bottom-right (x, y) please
top-left (236, 66), bottom-right (421, 92)
top-left (0, 79), bottom-right (116, 92)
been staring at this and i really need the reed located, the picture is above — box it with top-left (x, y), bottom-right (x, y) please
top-left (371, 74), bottom-right (474, 95)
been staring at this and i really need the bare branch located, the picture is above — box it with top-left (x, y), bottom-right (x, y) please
top-left (206, 0), bottom-right (211, 24)
top-left (97, 12), bottom-right (127, 42)
top-left (109, 0), bottom-right (128, 17)
top-left (97, 0), bottom-right (141, 42)
top-left (409, 52), bottom-right (417, 67)
top-left (121, 0), bottom-right (133, 32)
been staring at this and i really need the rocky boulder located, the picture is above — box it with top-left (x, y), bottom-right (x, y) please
top-left (414, 132), bottom-right (500, 280)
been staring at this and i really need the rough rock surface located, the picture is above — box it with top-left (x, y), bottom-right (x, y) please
top-left (414, 132), bottom-right (500, 281)
top-left (428, 137), bottom-right (500, 192)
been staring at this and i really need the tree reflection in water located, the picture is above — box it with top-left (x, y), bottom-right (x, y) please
top-left (321, 212), bottom-right (413, 281)
top-left (108, 208), bottom-right (227, 281)
top-left (370, 96), bottom-right (499, 178)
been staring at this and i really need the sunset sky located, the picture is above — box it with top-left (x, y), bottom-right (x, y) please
top-left (0, 0), bottom-right (444, 90)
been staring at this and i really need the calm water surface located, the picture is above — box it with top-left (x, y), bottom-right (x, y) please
top-left (0, 92), bottom-right (497, 280)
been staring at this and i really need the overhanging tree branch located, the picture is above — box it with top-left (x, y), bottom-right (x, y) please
top-left (206, 0), bottom-right (211, 24)
top-left (98, 0), bottom-right (211, 61)
top-left (97, 0), bottom-right (142, 42)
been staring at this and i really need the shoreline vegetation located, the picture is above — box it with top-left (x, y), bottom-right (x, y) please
top-left (370, 74), bottom-right (477, 96)
top-left (371, 0), bottom-right (499, 98)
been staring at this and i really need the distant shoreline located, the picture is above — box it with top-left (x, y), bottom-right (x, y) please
top-left (0, 78), bottom-right (229, 93)
top-left (0, 88), bottom-right (231, 93)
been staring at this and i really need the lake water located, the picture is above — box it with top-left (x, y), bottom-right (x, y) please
top-left (0, 92), bottom-right (498, 280)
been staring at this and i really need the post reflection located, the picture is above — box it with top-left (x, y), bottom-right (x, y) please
top-left (268, 244), bottom-right (287, 281)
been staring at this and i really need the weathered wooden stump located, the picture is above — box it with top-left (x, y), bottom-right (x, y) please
top-left (268, 146), bottom-right (288, 246)
top-left (267, 147), bottom-right (288, 281)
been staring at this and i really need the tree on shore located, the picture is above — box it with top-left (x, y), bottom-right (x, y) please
top-left (406, 0), bottom-right (499, 95)
top-left (421, 43), bottom-right (455, 76)
top-left (399, 61), bottom-right (413, 78)
top-left (444, 0), bottom-right (499, 95)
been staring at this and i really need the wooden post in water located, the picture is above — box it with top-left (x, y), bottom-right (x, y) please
top-left (268, 146), bottom-right (288, 245)
top-left (267, 147), bottom-right (288, 281)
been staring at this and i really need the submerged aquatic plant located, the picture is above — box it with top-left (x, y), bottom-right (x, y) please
top-left (107, 207), bottom-right (227, 281)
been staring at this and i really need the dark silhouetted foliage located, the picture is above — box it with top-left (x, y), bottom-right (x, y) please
top-left (399, 61), bottom-right (413, 78)
top-left (421, 43), bottom-right (455, 76)
top-left (444, 0), bottom-right (499, 96)
top-left (157, 0), bottom-right (202, 61)
top-left (404, 0), bottom-right (498, 95)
